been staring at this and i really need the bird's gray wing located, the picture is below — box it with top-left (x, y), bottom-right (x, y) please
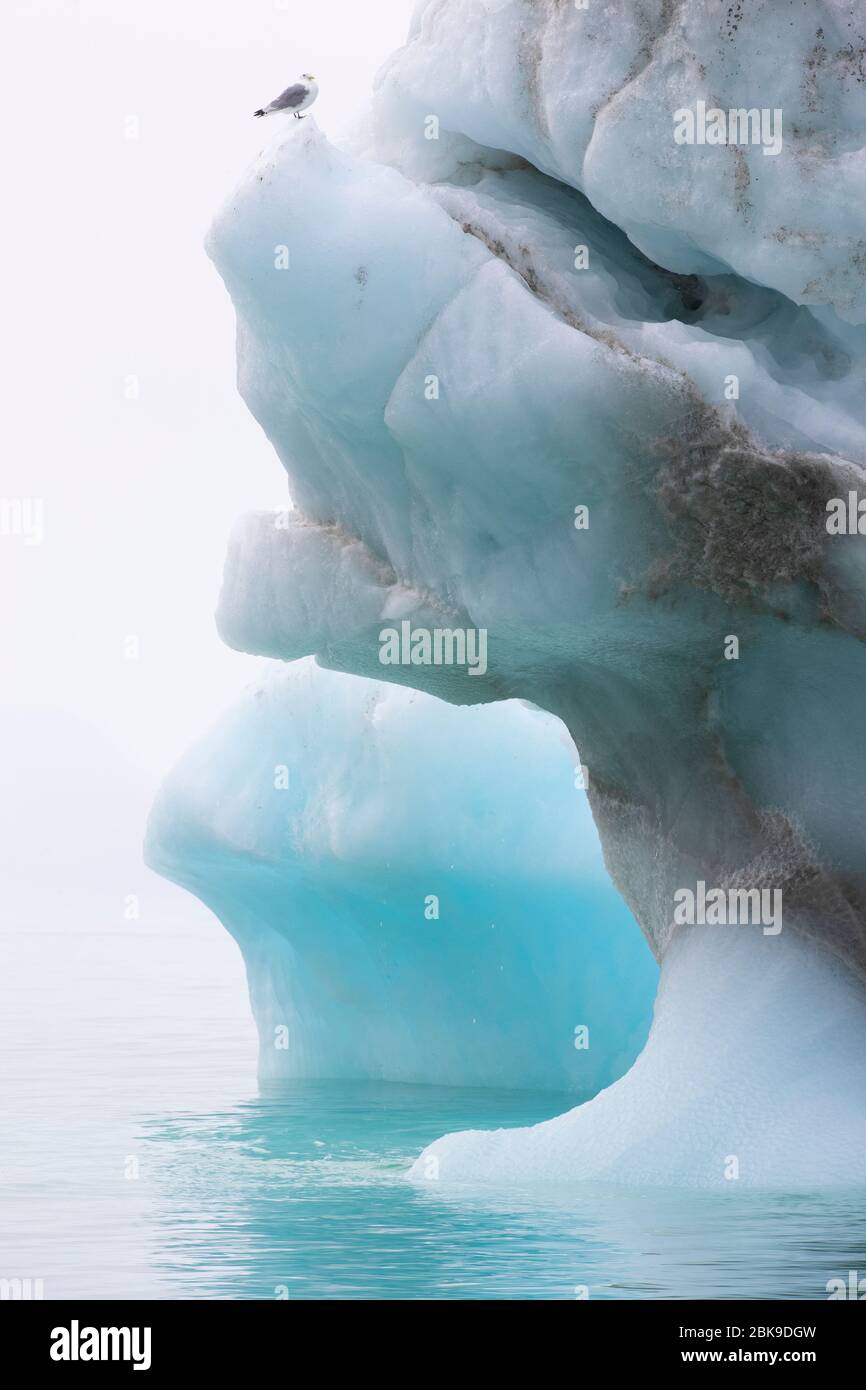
top-left (268, 83), bottom-right (308, 111)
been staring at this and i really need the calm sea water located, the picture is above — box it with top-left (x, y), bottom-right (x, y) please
top-left (2, 905), bottom-right (864, 1300)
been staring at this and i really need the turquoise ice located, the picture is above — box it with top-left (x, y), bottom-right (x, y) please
top-left (148, 660), bottom-right (656, 1091)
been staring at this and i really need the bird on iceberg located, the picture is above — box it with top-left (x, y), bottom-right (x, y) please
top-left (253, 74), bottom-right (318, 120)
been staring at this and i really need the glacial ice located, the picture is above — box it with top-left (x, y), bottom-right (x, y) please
top-left (148, 660), bottom-right (656, 1090)
top-left (374, 0), bottom-right (866, 322)
top-left (151, 0), bottom-right (866, 1185)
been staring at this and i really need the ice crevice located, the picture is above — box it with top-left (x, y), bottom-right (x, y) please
top-left (149, 0), bottom-right (866, 1186)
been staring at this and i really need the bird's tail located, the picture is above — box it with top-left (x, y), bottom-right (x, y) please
top-left (253, 108), bottom-right (266, 118)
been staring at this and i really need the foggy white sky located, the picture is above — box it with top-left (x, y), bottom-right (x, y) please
top-left (0, 0), bottom-right (413, 907)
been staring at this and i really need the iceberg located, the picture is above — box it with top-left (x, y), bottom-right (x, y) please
top-left (150, 0), bottom-right (866, 1185)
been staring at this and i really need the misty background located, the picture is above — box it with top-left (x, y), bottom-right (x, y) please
top-left (0, 1), bottom-right (413, 1114)
top-left (1, 0), bottom-right (411, 920)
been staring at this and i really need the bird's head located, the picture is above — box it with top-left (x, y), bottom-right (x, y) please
top-left (302, 73), bottom-right (316, 82)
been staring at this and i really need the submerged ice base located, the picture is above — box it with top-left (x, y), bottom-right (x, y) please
top-left (411, 924), bottom-right (866, 1188)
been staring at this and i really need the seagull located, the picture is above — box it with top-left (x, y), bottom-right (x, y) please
top-left (253, 74), bottom-right (319, 120)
